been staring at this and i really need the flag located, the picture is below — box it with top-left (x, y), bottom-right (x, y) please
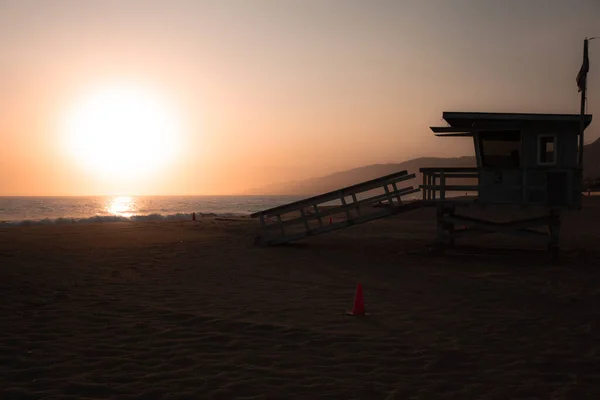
top-left (577, 39), bottom-right (589, 92)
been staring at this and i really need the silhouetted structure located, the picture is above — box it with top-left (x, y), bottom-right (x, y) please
top-left (424, 111), bottom-right (593, 259)
top-left (251, 111), bottom-right (593, 260)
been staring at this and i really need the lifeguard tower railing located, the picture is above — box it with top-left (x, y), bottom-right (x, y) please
top-left (251, 170), bottom-right (421, 245)
top-left (420, 166), bottom-right (581, 208)
top-left (420, 167), bottom-right (479, 203)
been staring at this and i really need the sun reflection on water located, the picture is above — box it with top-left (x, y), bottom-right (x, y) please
top-left (106, 196), bottom-right (136, 218)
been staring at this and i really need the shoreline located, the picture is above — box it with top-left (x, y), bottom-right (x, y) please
top-left (0, 212), bottom-right (251, 227)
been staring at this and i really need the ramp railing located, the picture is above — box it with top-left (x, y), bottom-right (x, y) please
top-left (250, 170), bottom-right (419, 245)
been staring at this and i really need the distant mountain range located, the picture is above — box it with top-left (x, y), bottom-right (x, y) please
top-left (246, 139), bottom-right (600, 195)
top-left (583, 138), bottom-right (600, 182)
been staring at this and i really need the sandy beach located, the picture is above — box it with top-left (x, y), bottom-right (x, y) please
top-left (3, 198), bottom-right (600, 399)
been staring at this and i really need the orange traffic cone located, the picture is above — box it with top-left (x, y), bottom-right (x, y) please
top-left (192, 212), bottom-right (196, 221)
top-left (347, 283), bottom-right (367, 316)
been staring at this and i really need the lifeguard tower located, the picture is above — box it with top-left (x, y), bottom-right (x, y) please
top-left (422, 111), bottom-right (592, 257)
top-left (250, 111), bottom-right (593, 259)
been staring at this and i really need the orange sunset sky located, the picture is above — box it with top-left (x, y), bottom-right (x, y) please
top-left (1, 0), bottom-right (599, 196)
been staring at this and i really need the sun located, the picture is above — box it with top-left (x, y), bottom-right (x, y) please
top-left (62, 84), bottom-right (183, 180)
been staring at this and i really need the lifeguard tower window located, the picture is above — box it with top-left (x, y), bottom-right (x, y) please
top-left (479, 131), bottom-right (521, 168)
top-left (538, 135), bottom-right (556, 165)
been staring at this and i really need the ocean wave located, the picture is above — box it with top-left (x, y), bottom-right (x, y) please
top-left (0, 212), bottom-right (249, 227)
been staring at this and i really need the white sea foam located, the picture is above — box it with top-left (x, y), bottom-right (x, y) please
top-left (0, 195), bottom-right (304, 226)
top-left (0, 211), bottom-right (251, 227)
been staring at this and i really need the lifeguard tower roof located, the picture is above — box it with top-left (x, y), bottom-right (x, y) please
top-left (433, 112), bottom-right (592, 135)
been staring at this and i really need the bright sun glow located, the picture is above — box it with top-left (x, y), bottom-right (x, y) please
top-left (106, 196), bottom-right (136, 217)
top-left (63, 85), bottom-right (183, 180)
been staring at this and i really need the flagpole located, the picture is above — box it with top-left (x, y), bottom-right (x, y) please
top-left (578, 36), bottom-right (598, 168)
top-left (579, 38), bottom-right (588, 168)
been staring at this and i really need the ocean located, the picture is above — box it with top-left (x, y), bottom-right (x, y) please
top-left (0, 189), bottom-right (431, 226)
top-left (0, 195), bottom-right (305, 226)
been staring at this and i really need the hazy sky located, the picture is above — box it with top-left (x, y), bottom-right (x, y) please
top-left (1, 0), bottom-right (599, 195)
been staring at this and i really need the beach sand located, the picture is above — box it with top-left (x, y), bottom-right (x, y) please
top-left (3, 198), bottom-right (600, 399)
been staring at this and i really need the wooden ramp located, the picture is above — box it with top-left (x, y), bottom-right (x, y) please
top-left (250, 170), bottom-right (421, 245)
